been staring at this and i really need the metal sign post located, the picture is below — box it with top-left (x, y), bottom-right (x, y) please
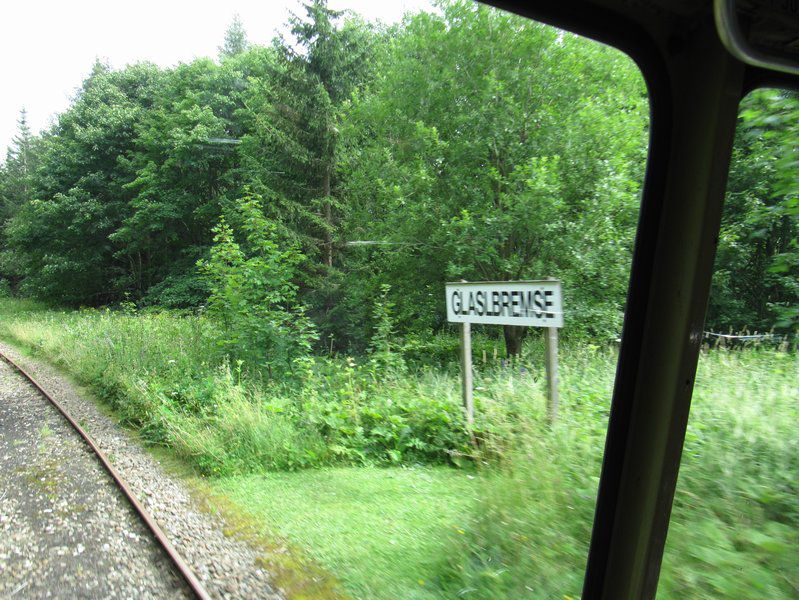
top-left (445, 280), bottom-right (564, 425)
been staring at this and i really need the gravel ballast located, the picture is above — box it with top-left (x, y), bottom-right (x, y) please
top-left (0, 341), bottom-right (283, 599)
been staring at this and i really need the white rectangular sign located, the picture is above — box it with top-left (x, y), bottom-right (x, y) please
top-left (446, 280), bottom-right (563, 328)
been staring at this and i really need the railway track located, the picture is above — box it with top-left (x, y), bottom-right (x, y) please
top-left (0, 350), bottom-right (210, 599)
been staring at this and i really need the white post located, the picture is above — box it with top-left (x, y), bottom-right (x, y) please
top-left (460, 321), bottom-right (474, 427)
top-left (544, 325), bottom-right (559, 425)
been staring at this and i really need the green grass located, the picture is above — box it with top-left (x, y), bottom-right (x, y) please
top-left (433, 347), bottom-right (799, 599)
top-left (215, 466), bottom-right (479, 600)
top-left (660, 349), bottom-right (799, 598)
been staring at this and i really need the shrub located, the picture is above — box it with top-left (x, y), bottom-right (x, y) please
top-left (198, 191), bottom-right (317, 378)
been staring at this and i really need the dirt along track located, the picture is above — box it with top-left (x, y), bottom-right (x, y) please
top-left (0, 341), bottom-right (283, 599)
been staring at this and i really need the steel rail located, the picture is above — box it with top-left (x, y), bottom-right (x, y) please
top-left (0, 350), bottom-right (212, 600)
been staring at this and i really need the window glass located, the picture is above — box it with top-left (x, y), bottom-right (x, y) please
top-left (659, 89), bottom-right (799, 599)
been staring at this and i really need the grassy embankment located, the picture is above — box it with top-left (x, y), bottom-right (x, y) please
top-left (0, 298), bottom-right (796, 599)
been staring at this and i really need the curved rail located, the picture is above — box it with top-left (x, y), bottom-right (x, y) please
top-left (0, 350), bottom-right (211, 600)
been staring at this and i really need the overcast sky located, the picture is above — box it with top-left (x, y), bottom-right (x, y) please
top-left (0, 0), bottom-right (433, 154)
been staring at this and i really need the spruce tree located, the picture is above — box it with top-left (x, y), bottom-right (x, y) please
top-left (278, 0), bottom-right (371, 268)
top-left (1, 108), bottom-right (35, 219)
top-left (219, 15), bottom-right (249, 59)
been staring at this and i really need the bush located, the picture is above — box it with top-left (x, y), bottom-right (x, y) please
top-left (142, 268), bottom-right (209, 309)
top-left (0, 304), bottom-right (623, 473)
top-left (198, 191), bottom-right (317, 378)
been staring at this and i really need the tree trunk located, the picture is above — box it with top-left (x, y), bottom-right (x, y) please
top-left (503, 324), bottom-right (528, 357)
top-left (323, 166), bottom-right (333, 268)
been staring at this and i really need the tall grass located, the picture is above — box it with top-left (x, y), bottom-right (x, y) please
top-left (435, 347), bottom-right (799, 598)
top-left (0, 300), bottom-right (523, 472)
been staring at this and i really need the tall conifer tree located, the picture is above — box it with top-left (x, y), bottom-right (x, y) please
top-left (244, 0), bottom-right (372, 270)
top-left (219, 15), bottom-right (250, 59)
top-left (1, 109), bottom-right (35, 218)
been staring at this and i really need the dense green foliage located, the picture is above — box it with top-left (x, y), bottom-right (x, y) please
top-left (1, 299), bottom-right (795, 598)
top-left (709, 90), bottom-right (799, 330)
top-left (335, 4), bottom-right (648, 349)
top-left (1, 1), bottom-right (796, 341)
